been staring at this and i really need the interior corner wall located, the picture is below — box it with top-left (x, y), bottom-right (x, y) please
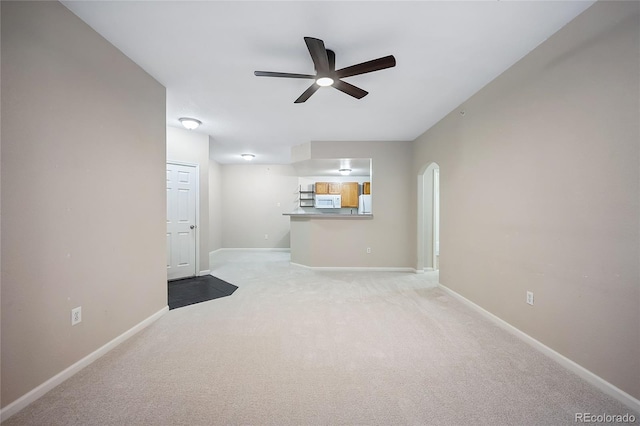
top-left (308, 140), bottom-right (414, 268)
top-left (166, 127), bottom-right (210, 273)
top-left (208, 137), bottom-right (223, 253)
top-left (412, 1), bottom-right (639, 398)
top-left (220, 164), bottom-right (297, 248)
top-left (1, 1), bottom-right (167, 408)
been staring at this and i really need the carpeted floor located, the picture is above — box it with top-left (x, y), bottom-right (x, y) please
top-left (168, 275), bottom-right (238, 310)
top-left (4, 250), bottom-right (637, 425)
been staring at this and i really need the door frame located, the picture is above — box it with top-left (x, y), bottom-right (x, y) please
top-left (167, 160), bottom-right (200, 279)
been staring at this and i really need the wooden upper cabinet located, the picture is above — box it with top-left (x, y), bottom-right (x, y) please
top-left (363, 182), bottom-right (371, 195)
top-left (315, 182), bottom-right (341, 194)
top-left (315, 182), bottom-right (329, 194)
top-left (328, 182), bottom-right (341, 194)
top-left (340, 182), bottom-right (359, 208)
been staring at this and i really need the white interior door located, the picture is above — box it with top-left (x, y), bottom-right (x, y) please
top-left (166, 163), bottom-right (197, 280)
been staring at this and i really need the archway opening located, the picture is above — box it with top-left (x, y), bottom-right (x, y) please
top-left (417, 163), bottom-right (440, 272)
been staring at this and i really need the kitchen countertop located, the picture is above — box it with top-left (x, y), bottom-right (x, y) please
top-left (283, 213), bottom-right (373, 219)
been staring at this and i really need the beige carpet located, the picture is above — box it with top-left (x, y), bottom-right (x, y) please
top-left (4, 250), bottom-right (637, 425)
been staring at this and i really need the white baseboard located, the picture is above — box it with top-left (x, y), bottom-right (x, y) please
top-left (0, 306), bottom-right (169, 422)
top-left (197, 270), bottom-right (211, 276)
top-left (290, 262), bottom-right (414, 272)
top-left (212, 249), bottom-right (417, 273)
top-left (438, 283), bottom-right (640, 413)
top-left (209, 249), bottom-right (292, 272)
top-left (413, 268), bottom-right (436, 274)
top-left (211, 248), bottom-right (291, 253)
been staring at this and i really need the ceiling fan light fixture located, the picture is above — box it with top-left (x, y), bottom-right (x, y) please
top-left (179, 117), bottom-right (201, 130)
top-left (241, 153), bottom-right (255, 161)
top-left (339, 168), bottom-right (352, 176)
top-left (316, 77), bottom-right (334, 87)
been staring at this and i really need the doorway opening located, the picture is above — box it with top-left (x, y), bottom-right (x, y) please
top-left (417, 163), bottom-right (440, 272)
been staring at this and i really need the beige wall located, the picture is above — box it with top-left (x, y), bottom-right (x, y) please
top-left (301, 140), bottom-right (413, 268)
top-left (221, 164), bottom-right (297, 248)
top-left (411, 1), bottom-right (639, 399)
top-left (166, 127), bottom-right (210, 273)
top-left (208, 137), bottom-right (223, 253)
top-left (1, 1), bottom-right (167, 408)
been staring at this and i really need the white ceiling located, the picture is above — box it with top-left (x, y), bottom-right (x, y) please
top-left (62, 1), bottom-right (594, 165)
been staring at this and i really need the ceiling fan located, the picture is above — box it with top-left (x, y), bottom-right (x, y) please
top-left (254, 37), bottom-right (396, 103)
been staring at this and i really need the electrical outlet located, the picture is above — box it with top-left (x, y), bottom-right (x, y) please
top-left (366, 247), bottom-right (371, 254)
top-left (71, 306), bottom-right (82, 325)
top-left (264, 234), bottom-right (269, 240)
top-left (526, 291), bottom-right (534, 306)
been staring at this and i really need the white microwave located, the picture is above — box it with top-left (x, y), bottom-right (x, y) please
top-left (315, 194), bottom-right (341, 209)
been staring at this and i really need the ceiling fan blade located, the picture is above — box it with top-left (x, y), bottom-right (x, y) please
top-left (335, 55), bottom-right (396, 79)
top-left (333, 80), bottom-right (368, 99)
top-left (304, 37), bottom-right (330, 76)
top-left (294, 84), bottom-right (320, 103)
top-left (327, 49), bottom-right (336, 72)
top-left (254, 71), bottom-right (315, 79)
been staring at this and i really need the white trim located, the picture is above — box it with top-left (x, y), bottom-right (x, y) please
top-left (212, 248), bottom-right (291, 252)
top-left (438, 283), bottom-right (640, 413)
top-left (290, 262), bottom-right (414, 272)
top-left (210, 248), bottom-right (292, 270)
top-left (198, 269), bottom-right (211, 276)
top-left (0, 306), bottom-right (169, 422)
top-left (167, 160), bottom-right (200, 279)
top-left (416, 163), bottom-right (440, 272)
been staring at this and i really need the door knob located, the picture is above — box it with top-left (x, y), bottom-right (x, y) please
top-left (190, 225), bottom-right (195, 229)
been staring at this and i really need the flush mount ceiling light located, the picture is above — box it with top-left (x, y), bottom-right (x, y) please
top-left (316, 77), bottom-right (334, 87)
top-left (179, 117), bottom-right (202, 130)
top-left (241, 153), bottom-right (255, 161)
top-left (339, 168), bottom-right (352, 176)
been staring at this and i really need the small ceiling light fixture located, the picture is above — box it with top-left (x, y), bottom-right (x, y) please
top-left (179, 117), bottom-right (202, 130)
top-left (339, 168), bottom-right (352, 176)
top-left (316, 77), bottom-right (334, 87)
top-left (241, 153), bottom-right (255, 161)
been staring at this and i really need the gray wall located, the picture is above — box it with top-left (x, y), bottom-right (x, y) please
top-left (1, 1), bottom-right (167, 408)
top-left (411, 1), bottom-right (639, 399)
top-left (212, 141), bottom-right (412, 267)
top-left (220, 164), bottom-right (297, 248)
top-left (307, 141), bottom-right (413, 267)
top-left (208, 137), bottom-right (223, 253)
top-left (166, 127), bottom-right (210, 273)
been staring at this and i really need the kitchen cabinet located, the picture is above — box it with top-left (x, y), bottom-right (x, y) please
top-left (363, 182), bottom-right (371, 195)
top-left (315, 182), bottom-right (341, 194)
top-left (315, 182), bottom-right (328, 194)
top-left (340, 182), bottom-right (359, 208)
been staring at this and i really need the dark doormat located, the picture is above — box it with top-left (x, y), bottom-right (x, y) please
top-left (168, 275), bottom-right (238, 310)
